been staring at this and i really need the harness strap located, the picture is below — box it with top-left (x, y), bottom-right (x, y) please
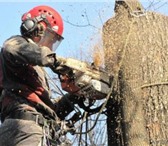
top-left (6, 110), bottom-right (72, 146)
top-left (6, 110), bottom-right (49, 126)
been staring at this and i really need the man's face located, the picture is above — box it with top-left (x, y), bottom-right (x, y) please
top-left (38, 28), bottom-right (63, 51)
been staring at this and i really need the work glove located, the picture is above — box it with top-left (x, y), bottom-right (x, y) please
top-left (54, 94), bottom-right (77, 120)
top-left (49, 55), bottom-right (61, 74)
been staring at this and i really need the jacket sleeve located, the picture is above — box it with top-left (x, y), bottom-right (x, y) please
top-left (2, 35), bottom-right (57, 67)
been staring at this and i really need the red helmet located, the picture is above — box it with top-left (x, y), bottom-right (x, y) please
top-left (22, 5), bottom-right (63, 37)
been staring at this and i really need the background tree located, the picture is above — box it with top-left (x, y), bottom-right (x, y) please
top-left (103, 0), bottom-right (168, 145)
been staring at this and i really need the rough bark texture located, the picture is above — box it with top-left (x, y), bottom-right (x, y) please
top-left (103, 0), bottom-right (168, 146)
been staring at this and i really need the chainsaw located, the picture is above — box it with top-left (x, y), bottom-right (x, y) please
top-left (55, 56), bottom-right (112, 100)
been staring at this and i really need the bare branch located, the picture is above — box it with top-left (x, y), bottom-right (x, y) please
top-left (63, 9), bottom-right (99, 30)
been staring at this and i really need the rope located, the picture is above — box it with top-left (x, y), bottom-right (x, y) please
top-left (85, 116), bottom-right (88, 146)
top-left (141, 81), bottom-right (168, 89)
top-left (78, 122), bottom-right (83, 146)
top-left (130, 10), bottom-right (146, 17)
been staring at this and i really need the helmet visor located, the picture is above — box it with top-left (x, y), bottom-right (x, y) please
top-left (52, 33), bottom-right (64, 51)
top-left (38, 27), bottom-right (63, 51)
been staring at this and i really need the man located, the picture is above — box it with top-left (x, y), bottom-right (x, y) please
top-left (0, 5), bottom-right (76, 146)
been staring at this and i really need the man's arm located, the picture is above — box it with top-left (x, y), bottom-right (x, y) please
top-left (2, 35), bottom-right (58, 68)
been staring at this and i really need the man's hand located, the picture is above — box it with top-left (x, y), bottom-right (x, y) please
top-left (54, 94), bottom-right (83, 120)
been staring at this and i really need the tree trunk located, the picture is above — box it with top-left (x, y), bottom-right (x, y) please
top-left (103, 0), bottom-right (168, 145)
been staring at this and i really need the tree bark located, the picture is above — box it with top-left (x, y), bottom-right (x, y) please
top-left (103, 0), bottom-right (168, 145)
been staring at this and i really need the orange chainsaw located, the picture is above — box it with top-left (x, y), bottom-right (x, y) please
top-left (55, 56), bottom-right (112, 100)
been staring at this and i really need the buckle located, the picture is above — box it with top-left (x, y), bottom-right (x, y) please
top-left (34, 114), bottom-right (45, 126)
top-left (35, 114), bottom-right (39, 124)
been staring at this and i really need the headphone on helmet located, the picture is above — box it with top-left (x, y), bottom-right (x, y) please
top-left (20, 14), bottom-right (50, 37)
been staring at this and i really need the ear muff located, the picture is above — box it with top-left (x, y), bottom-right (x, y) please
top-left (22, 19), bottom-right (37, 32)
top-left (20, 18), bottom-right (38, 37)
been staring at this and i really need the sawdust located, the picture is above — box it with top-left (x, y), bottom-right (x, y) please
top-left (92, 44), bottom-right (104, 68)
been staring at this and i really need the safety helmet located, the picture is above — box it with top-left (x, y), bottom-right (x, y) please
top-left (20, 5), bottom-right (64, 50)
top-left (21, 5), bottom-right (63, 36)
